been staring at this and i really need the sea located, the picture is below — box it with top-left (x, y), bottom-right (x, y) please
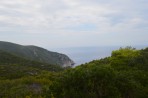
top-left (49, 46), bottom-right (147, 66)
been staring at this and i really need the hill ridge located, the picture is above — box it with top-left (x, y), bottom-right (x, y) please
top-left (0, 41), bottom-right (74, 67)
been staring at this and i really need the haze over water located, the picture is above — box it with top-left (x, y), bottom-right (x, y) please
top-left (50, 45), bottom-right (147, 66)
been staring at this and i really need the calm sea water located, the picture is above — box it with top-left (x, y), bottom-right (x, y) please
top-left (49, 46), bottom-right (147, 66)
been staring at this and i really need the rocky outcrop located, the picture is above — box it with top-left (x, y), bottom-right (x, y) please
top-left (0, 41), bottom-right (74, 67)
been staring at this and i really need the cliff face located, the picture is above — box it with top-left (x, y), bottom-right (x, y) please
top-left (0, 41), bottom-right (74, 67)
top-left (57, 54), bottom-right (75, 67)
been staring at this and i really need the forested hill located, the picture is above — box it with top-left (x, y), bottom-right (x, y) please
top-left (0, 47), bottom-right (147, 98)
top-left (0, 41), bottom-right (74, 67)
top-left (0, 50), bottom-right (64, 79)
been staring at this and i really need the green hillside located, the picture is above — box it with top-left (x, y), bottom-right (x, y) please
top-left (0, 50), bottom-right (63, 79)
top-left (0, 41), bottom-right (74, 67)
top-left (0, 47), bottom-right (147, 98)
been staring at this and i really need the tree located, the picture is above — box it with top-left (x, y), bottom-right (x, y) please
top-left (110, 47), bottom-right (140, 67)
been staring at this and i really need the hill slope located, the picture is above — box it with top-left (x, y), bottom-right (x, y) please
top-left (0, 50), bottom-right (64, 79)
top-left (0, 41), bottom-right (74, 67)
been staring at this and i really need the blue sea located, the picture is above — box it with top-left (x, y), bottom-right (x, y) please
top-left (49, 46), bottom-right (147, 66)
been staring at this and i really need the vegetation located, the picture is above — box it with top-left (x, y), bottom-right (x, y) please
top-left (0, 47), bottom-right (148, 98)
top-left (0, 41), bottom-right (74, 66)
top-left (0, 50), bottom-right (63, 79)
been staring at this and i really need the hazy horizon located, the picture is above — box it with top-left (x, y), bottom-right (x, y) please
top-left (0, 40), bottom-right (147, 65)
top-left (50, 45), bottom-right (147, 66)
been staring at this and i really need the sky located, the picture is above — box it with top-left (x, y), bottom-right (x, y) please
top-left (0, 0), bottom-right (148, 48)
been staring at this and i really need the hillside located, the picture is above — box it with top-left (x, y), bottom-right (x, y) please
top-left (50, 47), bottom-right (148, 98)
top-left (0, 50), bottom-right (64, 79)
top-left (0, 41), bottom-right (74, 67)
top-left (0, 47), bottom-right (147, 98)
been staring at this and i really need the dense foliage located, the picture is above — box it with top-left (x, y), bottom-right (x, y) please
top-left (0, 50), bottom-right (63, 79)
top-left (0, 47), bottom-right (148, 98)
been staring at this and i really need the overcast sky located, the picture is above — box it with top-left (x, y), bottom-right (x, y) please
top-left (0, 0), bottom-right (147, 48)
